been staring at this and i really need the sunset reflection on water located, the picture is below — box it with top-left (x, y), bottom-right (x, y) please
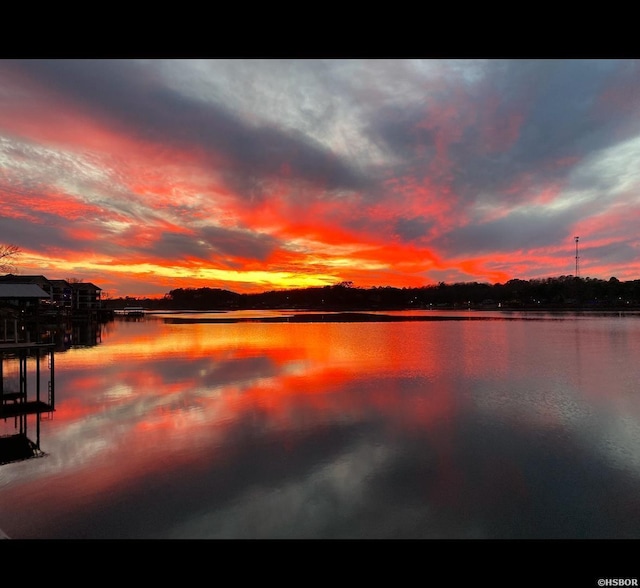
top-left (1, 312), bottom-right (640, 539)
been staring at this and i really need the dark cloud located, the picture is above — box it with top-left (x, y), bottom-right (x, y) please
top-left (453, 60), bottom-right (640, 202)
top-left (0, 214), bottom-right (79, 253)
top-left (584, 241), bottom-right (640, 267)
top-left (439, 208), bottom-right (575, 257)
top-left (368, 103), bottom-right (437, 163)
top-left (130, 225), bottom-right (280, 266)
top-left (394, 216), bottom-right (433, 243)
top-left (199, 225), bottom-right (279, 263)
top-left (363, 60), bottom-right (640, 211)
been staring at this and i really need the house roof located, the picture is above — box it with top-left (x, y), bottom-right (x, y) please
top-left (1, 275), bottom-right (102, 292)
top-left (0, 283), bottom-right (50, 299)
top-left (70, 282), bottom-right (101, 291)
top-left (0, 274), bottom-right (49, 284)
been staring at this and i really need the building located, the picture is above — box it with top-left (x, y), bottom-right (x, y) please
top-left (0, 275), bottom-right (53, 303)
top-left (0, 275), bottom-right (102, 318)
top-left (48, 279), bottom-right (73, 310)
top-left (0, 283), bottom-right (50, 324)
top-left (70, 281), bottom-right (102, 315)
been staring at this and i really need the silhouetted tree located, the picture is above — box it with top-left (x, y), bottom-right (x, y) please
top-left (0, 244), bottom-right (21, 273)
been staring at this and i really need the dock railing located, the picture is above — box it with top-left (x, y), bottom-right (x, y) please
top-left (0, 319), bottom-right (31, 344)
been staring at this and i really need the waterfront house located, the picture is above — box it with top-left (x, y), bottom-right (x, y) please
top-left (0, 283), bottom-right (50, 327)
top-left (1, 274), bottom-right (102, 314)
top-left (48, 279), bottom-right (73, 310)
top-left (70, 281), bottom-right (102, 316)
top-left (0, 283), bottom-right (50, 346)
top-left (0, 274), bottom-right (54, 304)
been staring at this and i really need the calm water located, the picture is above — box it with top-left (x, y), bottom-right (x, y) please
top-left (1, 310), bottom-right (640, 539)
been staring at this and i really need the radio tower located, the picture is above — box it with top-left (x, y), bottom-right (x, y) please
top-left (575, 236), bottom-right (580, 277)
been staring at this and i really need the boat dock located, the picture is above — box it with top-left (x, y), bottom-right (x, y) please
top-left (1, 340), bottom-right (56, 465)
top-left (0, 341), bottom-right (56, 415)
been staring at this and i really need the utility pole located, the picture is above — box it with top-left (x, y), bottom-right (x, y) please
top-left (575, 236), bottom-right (580, 278)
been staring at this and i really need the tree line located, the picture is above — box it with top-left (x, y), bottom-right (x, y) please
top-left (104, 275), bottom-right (640, 311)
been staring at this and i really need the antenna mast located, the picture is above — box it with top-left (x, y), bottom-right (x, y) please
top-left (575, 236), bottom-right (580, 277)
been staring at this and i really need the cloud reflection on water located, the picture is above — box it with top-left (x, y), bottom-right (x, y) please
top-left (1, 314), bottom-right (639, 538)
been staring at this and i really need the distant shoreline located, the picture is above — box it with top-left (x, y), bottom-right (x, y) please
top-left (155, 309), bottom-right (640, 324)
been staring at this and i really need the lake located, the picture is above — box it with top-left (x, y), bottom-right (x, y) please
top-left (1, 309), bottom-right (640, 539)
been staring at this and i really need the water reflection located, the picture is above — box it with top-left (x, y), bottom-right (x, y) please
top-left (0, 313), bottom-right (639, 538)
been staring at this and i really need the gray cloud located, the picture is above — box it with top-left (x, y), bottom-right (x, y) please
top-left (0, 214), bottom-right (80, 253)
top-left (363, 60), bottom-right (640, 211)
top-left (439, 208), bottom-right (575, 257)
top-left (199, 225), bottom-right (279, 263)
top-left (120, 225), bottom-right (280, 266)
top-left (394, 216), bottom-right (434, 243)
top-left (5, 60), bottom-right (369, 198)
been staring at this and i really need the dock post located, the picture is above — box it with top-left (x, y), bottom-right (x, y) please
top-left (20, 350), bottom-right (26, 401)
top-left (49, 349), bottom-right (55, 411)
top-left (36, 347), bottom-right (41, 404)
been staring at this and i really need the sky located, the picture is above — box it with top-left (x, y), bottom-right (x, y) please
top-left (1, 58), bottom-right (640, 298)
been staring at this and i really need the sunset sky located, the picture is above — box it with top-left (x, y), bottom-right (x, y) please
top-left (1, 58), bottom-right (640, 298)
